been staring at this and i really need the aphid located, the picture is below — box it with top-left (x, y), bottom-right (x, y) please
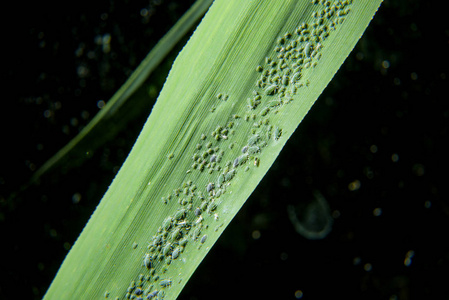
top-left (160, 279), bottom-right (172, 288)
top-left (274, 127), bottom-right (282, 141)
top-left (242, 145), bottom-right (249, 153)
top-left (207, 202), bottom-right (217, 213)
top-left (147, 291), bottom-right (158, 300)
top-left (248, 146), bottom-right (260, 155)
top-left (233, 157), bottom-right (240, 168)
top-left (162, 242), bottom-right (172, 256)
top-left (248, 134), bottom-right (259, 146)
top-left (152, 235), bottom-right (162, 247)
top-left (143, 253), bottom-right (152, 269)
top-left (195, 215), bottom-right (203, 224)
top-left (233, 155), bottom-right (247, 168)
top-left (172, 247), bottom-right (180, 259)
top-left (291, 71), bottom-right (301, 82)
top-left (192, 227), bottom-right (201, 240)
top-left (194, 207), bottom-right (202, 216)
top-left (174, 209), bottom-right (186, 220)
top-left (167, 153), bottom-right (174, 159)
top-left (209, 154), bottom-right (217, 163)
top-left (304, 42), bottom-right (312, 57)
top-left (135, 288), bottom-right (143, 295)
top-left (200, 235), bottom-right (208, 244)
top-left (182, 187), bottom-right (189, 195)
top-left (206, 182), bottom-right (214, 193)
top-left (256, 65), bottom-right (263, 72)
top-left (214, 213), bottom-right (219, 221)
top-left (200, 201), bottom-right (208, 211)
top-left (162, 217), bottom-right (172, 231)
top-left (224, 169), bottom-right (236, 181)
top-left (260, 107), bottom-right (270, 116)
top-left (132, 242), bottom-right (138, 249)
top-left (179, 237), bottom-right (188, 247)
top-left (247, 97), bottom-right (256, 110)
top-left (264, 84), bottom-right (279, 95)
top-left (269, 99), bottom-right (282, 107)
top-left (217, 174), bottom-right (225, 186)
top-left (170, 227), bottom-right (181, 241)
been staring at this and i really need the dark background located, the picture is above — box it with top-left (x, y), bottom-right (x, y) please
top-left (1, 0), bottom-right (448, 299)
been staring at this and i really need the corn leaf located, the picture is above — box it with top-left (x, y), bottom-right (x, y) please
top-left (44, 0), bottom-right (383, 299)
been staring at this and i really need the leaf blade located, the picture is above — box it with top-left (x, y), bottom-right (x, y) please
top-left (44, 0), bottom-right (383, 299)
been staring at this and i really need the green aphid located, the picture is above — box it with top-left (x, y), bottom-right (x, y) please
top-left (268, 99), bottom-right (281, 107)
top-left (248, 146), bottom-right (260, 155)
top-left (217, 173), bottom-right (225, 186)
top-left (260, 107), bottom-right (270, 116)
top-left (224, 169), bottom-right (236, 181)
top-left (274, 126), bottom-right (282, 141)
top-left (143, 253), bottom-right (152, 269)
top-left (159, 279), bottom-right (172, 288)
top-left (162, 217), bottom-right (172, 231)
top-left (172, 247), bottom-right (180, 260)
top-left (170, 227), bottom-right (181, 241)
top-left (248, 134), bottom-right (260, 146)
top-left (291, 71), bottom-right (302, 82)
top-left (264, 84), bottom-right (279, 95)
top-left (174, 209), bottom-right (186, 220)
top-left (162, 242), bottom-right (172, 256)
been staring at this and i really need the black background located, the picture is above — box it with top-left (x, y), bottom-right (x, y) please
top-left (1, 0), bottom-right (448, 299)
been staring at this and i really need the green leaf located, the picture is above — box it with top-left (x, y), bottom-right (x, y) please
top-left (44, 0), bottom-right (383, 299)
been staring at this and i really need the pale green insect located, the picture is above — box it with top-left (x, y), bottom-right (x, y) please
top-left (274, 126), bottom-right (282, 141)
top-left (162, 216), bottom-right (172, 231)
top-left (206, 182), bottom-right (214, 193)
top-left (143, 253), bottom-right (152, 269)
top-left (304, 42), bottom-right (312, 58)
top-left (247, 146), bottom-right (260, 155)
top-left (264, 84), bottom-right (279, 95)
top-left (171, 247), bottom-right (180, 260)
top-left (217, 173), bottom-right (225, 186)
top-left (159, 279), bottom-right (172, 288)
top-left (200, 234), bottom-right (208, 244)
top-left (174, 209), bottom-right (186, 220)
top-left (170, 227), bottom-right (181, 241)
top-left (162, 242), bottom-right (172, 256)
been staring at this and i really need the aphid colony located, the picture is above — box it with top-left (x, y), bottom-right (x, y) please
top-left (113, 1), bottom-right (353, 299)
top-left (249, 0), bottom-right (353, 121)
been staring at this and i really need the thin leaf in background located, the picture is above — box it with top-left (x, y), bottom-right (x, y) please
top-left (30, 0), bottom-right (213, 184)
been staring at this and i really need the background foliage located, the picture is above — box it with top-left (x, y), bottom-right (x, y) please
top-left (1, 0), bottom-right (448, 299)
